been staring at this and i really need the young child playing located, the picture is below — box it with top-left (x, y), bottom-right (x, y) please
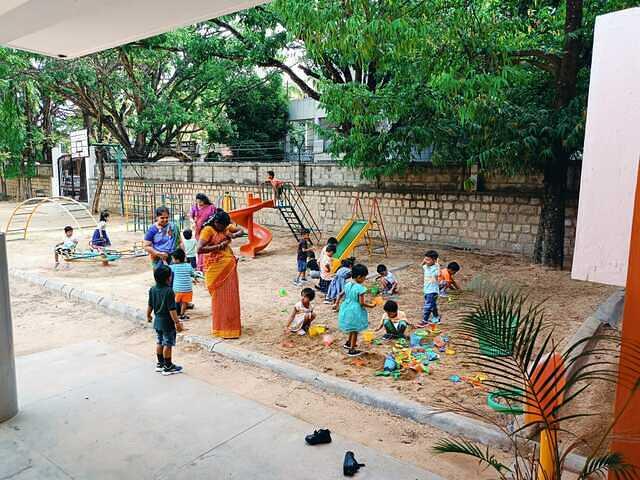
top-left (326, 257), bottom-right (354, 305)
top-left (336, 264), bottom-right (376, 357)
top-left (307, 251), bottom-right (321, 279)
top-left (54, 225), bottom-right (78, 268)
top-left (375, 300), bottom-right (413, 340)
top-left (294, 228), bottom-right (313, 285)
top-left (169, 248), bottom-right (196, 320)
top-left (376, 264), bottom-right (399, 296)
top-left (182, 229), bottom-right (198, 269)
top-left (266, 170), bottom-right (284, 204)
top-left (419, 250), bottom-right (441, 326)
top-left (147, 265), bottom-right (183, 375)
top-left (439, 261), bottom-right (461, 296)
top-left (285, 287), bottom-right (316, 336)
top-left (316, 244), bottom-right (336, 294)
top-left (90, 210), bottom-right (111, 251)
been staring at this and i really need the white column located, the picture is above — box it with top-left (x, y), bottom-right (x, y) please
top-left (0, 233), bottom-right (18, 423)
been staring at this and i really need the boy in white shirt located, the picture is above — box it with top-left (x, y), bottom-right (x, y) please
top-left (375, 300), bottom-right (413, 339)
top-left (54, 225), bottom-right (78, 269)
top-left (419, 250), bottom-right (441, 326)
top-left (376, 264), bottom-right (399, 295)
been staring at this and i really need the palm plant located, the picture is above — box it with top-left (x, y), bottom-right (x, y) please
top-left (434, 288), bottom-right (640, 479)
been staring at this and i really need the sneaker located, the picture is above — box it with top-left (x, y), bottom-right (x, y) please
top-left (162, 364), bottom-right (183, 376)
top-left (305, 428), bottom-right (332, 445)
top-left (155, 362), bottom-right (164, 373)
top-left (323, 299), bottom-right (332, 304)
top-left (297, 329), bottom-right (306, 336)
top-left (300, 278), bottom-right (309, 283)
top-left (293, 279), bottom-right (301, 286)
top-left (343, 342), bottom-right (350, 350)
top-left (347, 348), bottom-right (363, 357)
top-left (382, 333), bottom-right (395, 341)
top-left (417, 321), bottom-right (430, 328)
top-left (430, 316), bottom-right (441, 324)
top-left (179, 314), bottom-right (190, 321)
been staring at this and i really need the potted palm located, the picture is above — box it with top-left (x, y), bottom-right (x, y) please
top-left (434, 288), bottom-right (640, 479)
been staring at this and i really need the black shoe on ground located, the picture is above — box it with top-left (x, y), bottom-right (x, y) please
top-left (162, 364), bottom-right (183, 376)
top-left (347, 349), bottom-right (363, 357)
top-left (343, 451), bottom-right (365, 476)
top-left (343, 342), bottom-right (350, 350)
top-left (305, 429), bottom-right (332, 445)
top-left (155, 362), bottom-right (164, 373)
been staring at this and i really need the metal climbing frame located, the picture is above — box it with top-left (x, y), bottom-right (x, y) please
top-left (261, 182), bottom-right (321, 244)
top-left (3, 196), bottom-right (98, 241)
top-left (125, 184), bottom-right (190, 233)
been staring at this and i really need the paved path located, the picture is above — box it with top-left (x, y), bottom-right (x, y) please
top-left (0, 341), bottom-right (441, 479)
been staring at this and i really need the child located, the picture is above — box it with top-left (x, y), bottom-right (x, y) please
top-left (54, 225), bottom-right (78, 268)
top-left (307, 251), bottom-right (321, 279)
top-left (316, 244), bottom-right (336, 294)
top-left (319, 237), bottom-right (338, 265)
top-left (169, 248), bottom-right (196, 320)
top-left (90, 210), bottom-right (112, 250)
top-left (182, 229), bottom-right (198, 269)
top-left (375, 300), bottom-right (412, 340)
top-left (376, 264), bottom-right (399, 296)
top-left (147, 265), bottom-right (183, 375)
top-left (439, 261), bottom-right (461, 296)
top-left (294, 228), bottom-right (313, 285)
top-left (285, 287), bottom-right (316, 336)
top-left (326, 257), bottom-right (354, 305)
top-left (336, 264), bottom-right (375, 357)
top-left (266, 170), bottom-right (284, 204)
top-left (419, 250), bottom-right (441, 327)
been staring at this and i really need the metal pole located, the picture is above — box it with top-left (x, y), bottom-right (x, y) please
top-left (0, 233), bottom-right (18, 423)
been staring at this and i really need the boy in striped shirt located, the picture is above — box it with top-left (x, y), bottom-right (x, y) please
top-left (169, 248), bottom-right (197, 320)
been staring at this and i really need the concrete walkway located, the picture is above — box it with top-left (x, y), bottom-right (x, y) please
top-left (0, 341), bottom-right (440, 480)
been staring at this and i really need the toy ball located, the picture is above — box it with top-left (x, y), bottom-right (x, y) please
top-left (278, 288), bottom-right (288, 297)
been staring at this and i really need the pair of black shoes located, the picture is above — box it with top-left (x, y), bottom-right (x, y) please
top-left (305, 430), bottom-right (365, 477)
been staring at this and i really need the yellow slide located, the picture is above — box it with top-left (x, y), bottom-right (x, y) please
top-left (331, 219), bottom-right (371, 270)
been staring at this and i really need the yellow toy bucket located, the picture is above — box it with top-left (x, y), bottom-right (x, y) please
top-left (308, 325), bottom-right (327, 337)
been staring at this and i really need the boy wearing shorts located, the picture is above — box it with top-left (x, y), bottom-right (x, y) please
top-left (294, 228), bottom-right (313, 285)
top-left (147, 265), bottom-right (183, 375)
top-left (169, 248), bottom-right (196, 320)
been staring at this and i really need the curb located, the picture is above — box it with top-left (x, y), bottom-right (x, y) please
top-left (9, 268), bottom-right (592, 471)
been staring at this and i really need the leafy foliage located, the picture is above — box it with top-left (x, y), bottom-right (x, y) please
top-left (434, 286), bottom-right (640, 479)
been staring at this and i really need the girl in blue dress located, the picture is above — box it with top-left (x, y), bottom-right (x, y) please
top-left (325, 257), bottom-right (354, 305)
top-left (336, 264), bottom-right (376, 357)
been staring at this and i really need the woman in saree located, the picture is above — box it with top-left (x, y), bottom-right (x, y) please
top-left (197, 210), bottom-right (244, 338)
top-left (190, 193), bottom-right (218, 271)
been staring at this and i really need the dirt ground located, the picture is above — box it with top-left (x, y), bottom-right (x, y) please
top-left (9, 278), bottom-right (499, 479)
top-left (1, 200), bottom-right (618, 455)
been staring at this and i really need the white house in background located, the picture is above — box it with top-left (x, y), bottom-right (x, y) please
top-left (287, 98), bottom-right (333, 162)
top-left (287, 97), bottom-right (433, 163)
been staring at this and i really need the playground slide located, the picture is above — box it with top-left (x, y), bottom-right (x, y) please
top-left (229, 197), bottom-right (275, 258)
top-left (331, 219), bottom-right (371, 270)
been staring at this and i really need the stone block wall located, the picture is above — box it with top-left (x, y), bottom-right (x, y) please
top-left (5, 175), bottom-right (52, 199)
top-left (96, 179), bottom-right (577, 264)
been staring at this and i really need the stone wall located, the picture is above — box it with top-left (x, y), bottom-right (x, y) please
top-left (95, 179), bottom-right (577, 264)
top-left (108, 161), bottom-right (580, 194)
top-left (5, 175), bottom-right (52, 199)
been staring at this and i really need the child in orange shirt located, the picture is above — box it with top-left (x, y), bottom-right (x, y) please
top-left (439, 261), bottom-right (461, 297)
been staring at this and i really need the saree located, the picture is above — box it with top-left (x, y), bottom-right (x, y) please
top-left (200, 225), bottom-right (241, 338)
top-left (191, 204), bottom-right (217, 271)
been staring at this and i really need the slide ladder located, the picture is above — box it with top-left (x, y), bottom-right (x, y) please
top-left (262, 182), bottom-right (321, 244)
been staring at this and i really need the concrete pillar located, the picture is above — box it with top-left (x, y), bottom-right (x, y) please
top-left (0, 233), bottom-right (18, 423)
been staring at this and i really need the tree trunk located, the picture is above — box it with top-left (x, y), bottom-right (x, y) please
top-left (534, 152), bottom-right (569, 268)
top-left (91, 147), bottom-right (106, 214)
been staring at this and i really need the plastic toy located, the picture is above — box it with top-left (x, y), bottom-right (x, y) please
top-left (372, 296), bottom-right (385, 307)
top-left (308, 325), bottom-right (327, 337)
top-left (362, 330), bottom-right (375, 342)
top-left (322, 334), bottom-right (334, 347)
top-left (449, 375), bottom-right (461, 383)
top-left (445, 348), bottom-right (456, 355)
top-left (278, 288), bottom-right (287, 297)
top-left (383, 354), bottom-right (397, 372)
top-left (487, 389), bottom-right (524, 415)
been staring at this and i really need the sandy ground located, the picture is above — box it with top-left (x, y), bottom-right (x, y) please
top-left (1, 200), bottom-right (618, 455)
top-left (9, 278), bottom-right (498, 478)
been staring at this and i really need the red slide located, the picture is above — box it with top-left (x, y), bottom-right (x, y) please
top-left (229, 194), bottom-right (275, 257)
